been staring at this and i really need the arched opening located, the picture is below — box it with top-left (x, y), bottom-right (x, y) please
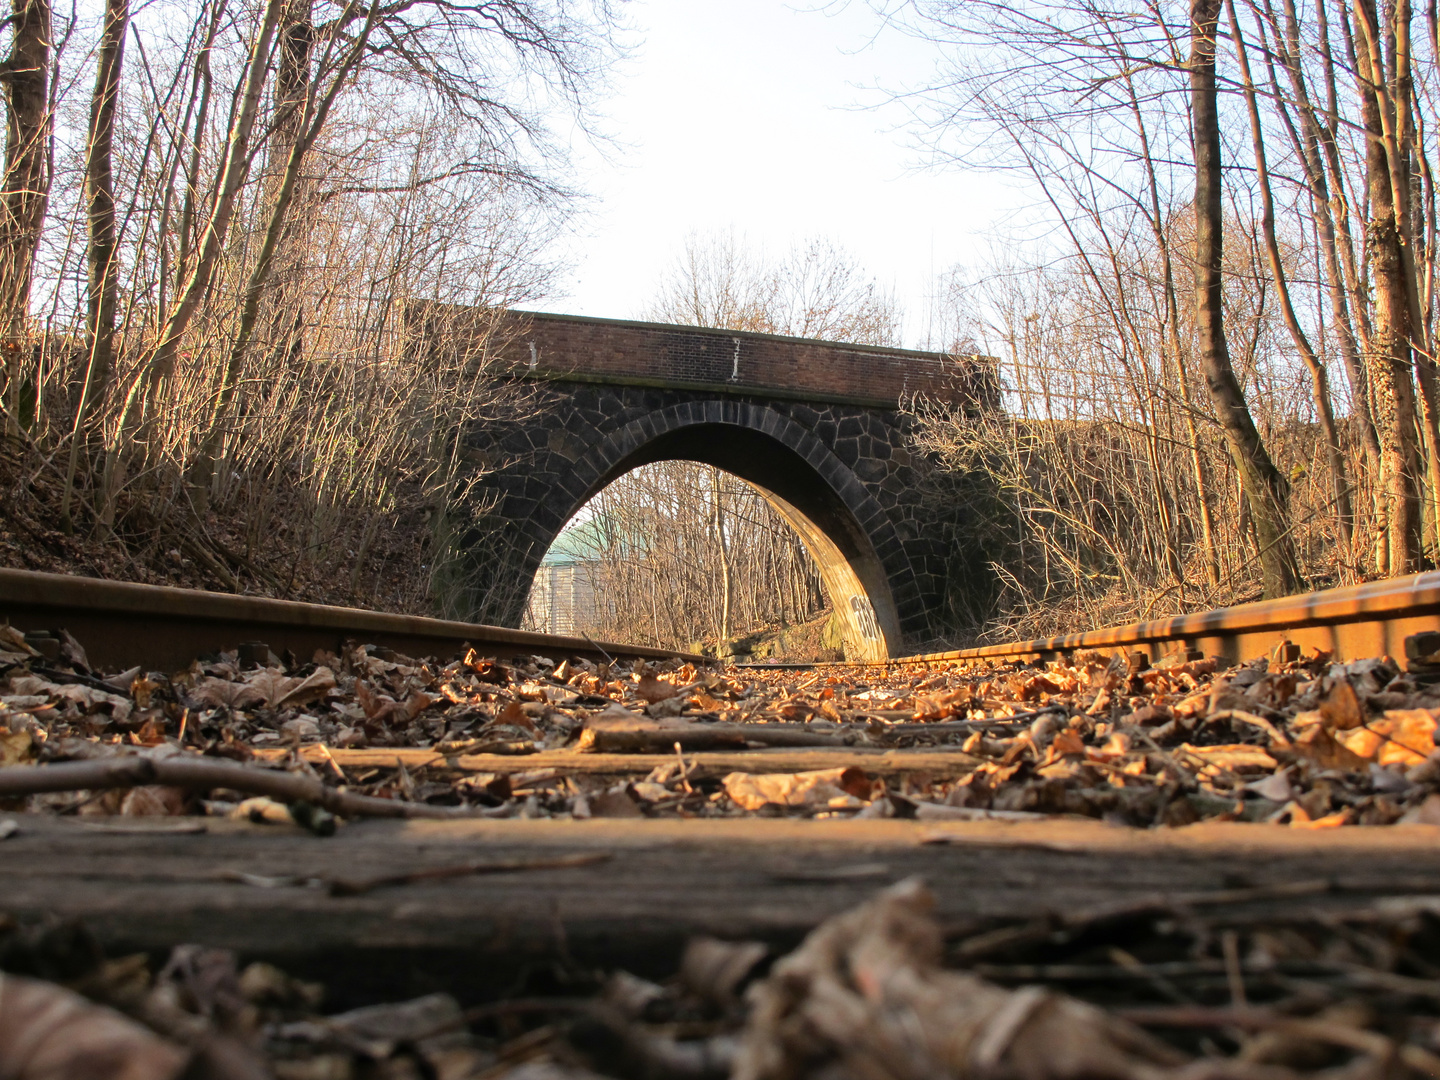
top-left (521, 419), bottom-right (903, 661)
top-left (524, 463), bottom-right (831, 656)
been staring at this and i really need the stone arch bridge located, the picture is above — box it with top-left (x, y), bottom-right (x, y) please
top-left (439, 310), bottom-right (995, 661)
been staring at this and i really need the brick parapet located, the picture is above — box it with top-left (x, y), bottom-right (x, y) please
top-left (492, 310), bottom-right (994, 409)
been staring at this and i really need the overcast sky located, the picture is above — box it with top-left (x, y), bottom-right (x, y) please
top-left (547, 0), bottom-right (1018, 349)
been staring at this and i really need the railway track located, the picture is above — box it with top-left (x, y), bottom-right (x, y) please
top-left (917, 570), bottom-right (1440, 668)
top-left (6, 565), bottom-right (1439, 673)
top-left (6, 564), bottom-right (1440, 1014)
top-left (0, 567), bottom-right (703, 670)
top-left (857, 569), bottom-right (1440, 670)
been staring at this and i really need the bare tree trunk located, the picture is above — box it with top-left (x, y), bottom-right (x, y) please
top-left (711, 468), bottom-right (733, 644)
top-left (265, 0), bottom-right (314, 370)
top-left (1354, 0), bottom-right (1425, 572)
top-left (174, 0), bottom-right (225, 297)
top-left (1377, 0), bottom-right (1440, 560)
top-left (1191, 0), bottom-right (1302, 597)
top-left (59, 0), bottom-right (127, 531)
top-left (1271, 0), bottom-right (1383, 477)
top-left (134, 0), bottom-right (285, 397)
top-left (0, 0), bottom-right (49, 435)
top-left (1229, 0), bottom-right (1354, 548)
top-left (1124, 69), bottom-right (1220, 587)
top-left (80, 0), bottom-right (126, 416)
top-left (190, 0), bottom-right (378, 503)
top-left (100, 0), bottom-right (285, 520)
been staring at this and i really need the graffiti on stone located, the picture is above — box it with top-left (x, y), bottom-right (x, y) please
top-left (849, 594), bottom-right (882, 641)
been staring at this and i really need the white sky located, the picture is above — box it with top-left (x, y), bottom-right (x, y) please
top-left (547, 0), bottom-right (1020, 349)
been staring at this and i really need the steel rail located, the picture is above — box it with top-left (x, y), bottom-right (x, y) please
top-left (879, 570), bottom-right (1440, 668)
top-left (0, 568), bottom-right (704, 670)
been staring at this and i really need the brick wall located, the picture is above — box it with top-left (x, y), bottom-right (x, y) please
top-left (494, 310), bottom-right (993, 407)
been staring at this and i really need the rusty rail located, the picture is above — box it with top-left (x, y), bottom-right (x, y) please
top-left (883, 571), bottom-right (1440, 669)
top-left (9, 566), bottom-right (1439, 675)
top-left (0, 568), bottom-right (703, 671)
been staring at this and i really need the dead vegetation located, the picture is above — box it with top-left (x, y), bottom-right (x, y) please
top-left (5, 623), bottom-right (1440, 827)
top-left (6, 626), bottom-right (1440, 1075)
top-left (0, 0), bottom-right (620, 621)
top-left (886, 0), bottom-right (1440, 640)
top-left (8, 871), bottom-right (1440, 1078)
top-left (525, 462), bottom-right (831, 656)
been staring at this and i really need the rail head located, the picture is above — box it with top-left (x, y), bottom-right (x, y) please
top-left (0, 568), bottom-right (704, 670)
top-left (879, 571), bottom-right (1440, 669)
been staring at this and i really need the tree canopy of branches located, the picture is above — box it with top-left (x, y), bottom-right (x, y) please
top-left (875, 0), bottom-right (1440, 631)
top-left (0, 0), bottom-right (622, 611)
top-left (649, 231), bottom-right (904, 345)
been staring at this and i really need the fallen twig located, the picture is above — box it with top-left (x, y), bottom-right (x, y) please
top-left (1113, 1006), bottom-right (1440, 1078)
top-left (578, 716), bottom-right (847, 753)
top-left (0, 756), bottom-right (501, 820)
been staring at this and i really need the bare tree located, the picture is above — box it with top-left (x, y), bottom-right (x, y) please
top-left (1228, 0), bottom-right (1353, 547)
top-left (0, 0), bottom-right (49, 433)
top-left (1352, 0), bottom-right (1426, 572)
top-left (3, 0), bottom-right (622, 615)
top-left (79, 0), bottom-right (127, 421)
top-left (1193, 0), bottom-right (1301, 596)
top-left (865, 0), bottom-right (1440, 632)
top-left (650, 231), bottom-right (904, 344)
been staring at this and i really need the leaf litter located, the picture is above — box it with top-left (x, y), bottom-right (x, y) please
top-left (4, 627), bottom-right (1440, 826)
top-left (8, 873), bottom-right (1440, 1078)
top-left (7, 629), bottom-right (1440, 1074)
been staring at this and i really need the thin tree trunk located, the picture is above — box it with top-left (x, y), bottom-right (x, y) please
top-left (1268, 0), bottom-right (1383, 476)
top-left (1317, 0), bottom-right (1381, 377)
top-left (136, 0), bottom-right (285, 396)
top-left (265, 0), bottom-right (314, 371)
top-left (711, 468), bottom-right (733, 643)
top-left (100, 0), bottom-right (284, 520)
top-left (175, 0), bottom-right (224, 291)
top-left (79, 0), bottom-right (126, 417)
top-left (190, 0), bottom-right (376, 501)
top-left (1228, 0), bottom-right (1354, 548)
top-left (58, 0), bottom-right (127, 531)
top-left (0, 0), bottom-right (49, 435)
top-left (1353, 0), bottom-right (1425, 572)
top-left (1191, 0), bottom-right (1302, 597)
top-left (161, 0), bottom-right (226, 324)
top-left (1124, 68), bottom-right (1220, 587)
top-left (1379, 0), bottom-right (1440, 560)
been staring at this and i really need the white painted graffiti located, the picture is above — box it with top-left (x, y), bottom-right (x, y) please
top-left (848, 595), bottom-right (881, 641)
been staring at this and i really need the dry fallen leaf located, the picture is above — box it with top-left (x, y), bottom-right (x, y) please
top-left (243, 665), bottom-right (336, 710)
top-left (1178, 743), bottom-right (1278, 775)
top-left (1334, 710), bottom-right (1438, 767)
top-left (734, 878), bottom-right (1189, 1080)
top-left (188, 677), bottom-right (264, 713)
top-left (9, 676), bottom-right (134, 723)
top-left (0, 626), bottom-right (39, 657)
top-left (1320, 678), bottom-right (1366, 730)
top-left (0, 972), bottom-right (190, 1080)
top-left (681, 937), bottom-right (768, 1007)
top-left (723, 767), bottom-right (872, 811)
top-left (1047, 728), bottom-right (1086, 759)
top-left (635, 671), bottom-right (676, 704)
top-left (1, 728), bottom-right (35, 766)
top-left (120, 786), bottom-right (187, 816)
top-left (1290, 723), bottom-right (1370, 771)
top-left (494, 699), bottom-right (539, 733)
